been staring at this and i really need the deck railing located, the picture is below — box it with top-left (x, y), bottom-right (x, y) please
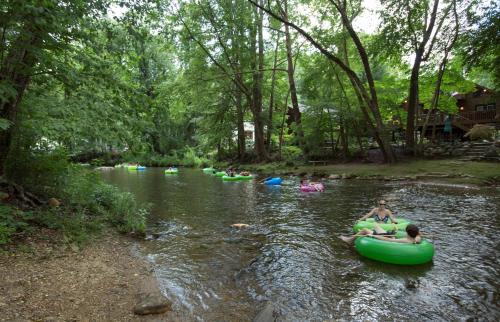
top-left (416, 110), bottom-right (497, 126)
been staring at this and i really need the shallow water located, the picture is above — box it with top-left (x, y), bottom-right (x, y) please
top-left (101, 168), bottom-right (500, 321)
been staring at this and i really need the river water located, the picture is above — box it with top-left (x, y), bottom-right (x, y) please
top-left (101, 168), bottom-right (500, 321)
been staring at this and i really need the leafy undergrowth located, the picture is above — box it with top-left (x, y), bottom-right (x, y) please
top-left (1, 150), bottom-right (149, 248)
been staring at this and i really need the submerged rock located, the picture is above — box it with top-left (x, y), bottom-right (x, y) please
top-left (133, 293), bottom-right (171, 315)
top-left (253, 302), bottom-right (277, 322)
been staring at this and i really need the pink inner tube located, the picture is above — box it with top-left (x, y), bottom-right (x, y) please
top-left (300, 183), bottom-right (325, 192)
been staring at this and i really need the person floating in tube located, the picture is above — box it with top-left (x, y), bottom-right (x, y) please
top-left (357, 200), bottom-right (398, 224)
top-left (339, 224), bottom-right (422, 244)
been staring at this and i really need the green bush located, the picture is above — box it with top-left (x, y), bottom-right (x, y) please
top-left (5, 148), bottom-right (70, 198)
top-left (2, 149), bottom-right (149, 245)
top-left (0, 205), bottom-right (31, 245)
top-left (281, 145), bottom-right (303, 163)
top-left (180, 147), bottom-right (205, 167)
top-left (92, 184), bottom-right (148, 234)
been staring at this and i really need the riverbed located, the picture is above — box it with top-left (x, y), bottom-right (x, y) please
top-left (101, 168), bottom-right (500, 321)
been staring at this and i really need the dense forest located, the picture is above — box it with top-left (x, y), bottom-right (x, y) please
top-left (0, 0), bottom-right (498, 171)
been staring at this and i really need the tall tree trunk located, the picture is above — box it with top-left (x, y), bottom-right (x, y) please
top-left (278, 90), bottom-right (290, 160)
top-left (326, 107), bottom-right (336, 158)
top-left (282, 0), bottom-right (305, 150)
top-left (405, 0), bottom-right (441, 153)
top-left (235, 77), bottom-right (246, 160)
top-left (340, 29), bottom-right (395, 163)
top-left (406, 54), bottom-right (422, 154)
top-left (353, 121), bottom-right (365, 154)
top-left (249, 0), bottom-right (268, 161)
top-left (266, 33), bottom-right (281, 153)
top-left (419, 54), bottom-right (447, 147)
top-left (339, 116), bottom-right (349, 157)
top-left (420, 1), bottom-right (459, 148)
top-left (0, 29), bottom-right (40, 175)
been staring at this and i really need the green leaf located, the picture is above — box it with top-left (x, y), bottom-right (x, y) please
top-left (0, 118), bottom-right (11, 131)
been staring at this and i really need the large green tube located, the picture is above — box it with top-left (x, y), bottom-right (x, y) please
top-left (222, 175), bottom-right (240, 181)
top-left (354, 232), bottom-right (435, 265)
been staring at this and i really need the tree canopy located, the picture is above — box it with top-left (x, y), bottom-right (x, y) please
top-left (0, 0), bottom-right (497, 171)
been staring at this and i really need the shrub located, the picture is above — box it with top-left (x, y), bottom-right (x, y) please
top-left (180, 147), bottom-right (209, 167)
top-left (0, 205), bottom-right (31, 245)
top-left (281, 145), bottom-right (303, 163)
top-left (2, 149), bottom-right (149, 245)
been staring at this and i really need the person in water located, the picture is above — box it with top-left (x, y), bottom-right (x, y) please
top-left (300, 179), bottom-right (322, 191)
top-left (231, 223), bottom-right (249, 229)
top-left (340, 224), bottom-right (422, 244)
top-left (239, 171), bottom-right (250, 176)
top-left (226, 167), bottom-right (235, 177)
top-left (358, 200), bottom-right (398, 224)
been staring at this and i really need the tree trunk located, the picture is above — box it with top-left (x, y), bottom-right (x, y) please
top-left (278, 90), bottom-right (290, 160)
top-left (249, 0), bottom-right (268, 161)
top-left (282, 0), bottom-right (305, 150)
top-left (0, 29), bottom-right (40, 175)
top-left (248, 0), bottom-right (396, 162)
top-left (419, 54), bottom-right (448, 148)
top-left (405, 0), bottom-right (441, 153)
top-left (235, 74), bottom-right (246, 160)
top-left (326, 107), bottom-right (336, 158)
top-left (405, 53), bottom-right (422, 154)
top-left (352, 120), bottom-right (365, 155)
top-left (340, 117), bottom-right (349, 157)
top-left (266, 33), bottom-right (281, 153)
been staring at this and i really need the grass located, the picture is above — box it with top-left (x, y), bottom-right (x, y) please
top-left (236, 159), bottom-right (500, 184)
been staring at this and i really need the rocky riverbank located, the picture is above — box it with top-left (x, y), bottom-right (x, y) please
top-left (236, 159), bottom-right (500, 186)
top-left (0, 229), bottom-right (175, 321)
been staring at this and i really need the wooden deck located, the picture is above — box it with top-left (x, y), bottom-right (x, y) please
top-left (416, 110), bottom-right (498, 130)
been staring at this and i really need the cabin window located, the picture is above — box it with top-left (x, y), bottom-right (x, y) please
top-left (475, 105), bottom-right (485, 112)
top-left (486, 103), bottom-right (496, 110)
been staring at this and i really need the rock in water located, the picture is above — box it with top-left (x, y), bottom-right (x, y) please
top-left (133, 293), bottom-right (171, 315)
top-left (253, 302), bottom-right (277, 322)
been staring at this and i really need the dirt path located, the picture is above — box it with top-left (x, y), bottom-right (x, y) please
top-left (0, 229), bottom-right (177, 321)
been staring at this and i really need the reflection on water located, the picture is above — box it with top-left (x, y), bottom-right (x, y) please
top-left (101, 168), bottom-right (500, 321)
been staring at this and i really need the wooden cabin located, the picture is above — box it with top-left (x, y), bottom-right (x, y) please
top-left (408, 85), bottom-right (499, 140)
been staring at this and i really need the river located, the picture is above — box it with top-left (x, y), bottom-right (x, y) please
top-left (101, 168), bottom-right (500, 321)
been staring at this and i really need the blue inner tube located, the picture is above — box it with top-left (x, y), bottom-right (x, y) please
top-left (264, 177), bottom-right (282, 185)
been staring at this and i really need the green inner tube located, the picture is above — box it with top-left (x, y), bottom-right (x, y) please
top-left (222, 175), bottom-right (240, 181)
top-left (215, 171), bottom-right (226, 177)
top-left (354, 231), bottom-right (435, 265)
top-left (164, 169), bottom-right (178, 174)
top-left (353, 218), bottom-right (410, 233)
top-left (237, 175), bottom-right (253, 180)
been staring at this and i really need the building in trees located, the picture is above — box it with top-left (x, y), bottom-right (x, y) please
top-left (402, 85), bottom-right (499, 141)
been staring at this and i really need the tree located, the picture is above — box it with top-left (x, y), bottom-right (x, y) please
top-left (378, 0), bottom-right (472, 153)
top-left (0, 0), bottom-right (107, 174)
top-left (248, 0), bottom-right (397, 162)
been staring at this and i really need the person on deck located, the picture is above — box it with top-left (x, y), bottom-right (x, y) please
top-left (339, 224), bottom-right (422, 244)
top-left (358, 200), bottom-right (398, 224)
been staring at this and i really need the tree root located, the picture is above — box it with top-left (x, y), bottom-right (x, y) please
top-left (0, 177), bottom-right (44, 209)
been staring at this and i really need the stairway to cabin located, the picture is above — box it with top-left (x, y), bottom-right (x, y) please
top-left (457, 142), bottom-right (498, 161)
